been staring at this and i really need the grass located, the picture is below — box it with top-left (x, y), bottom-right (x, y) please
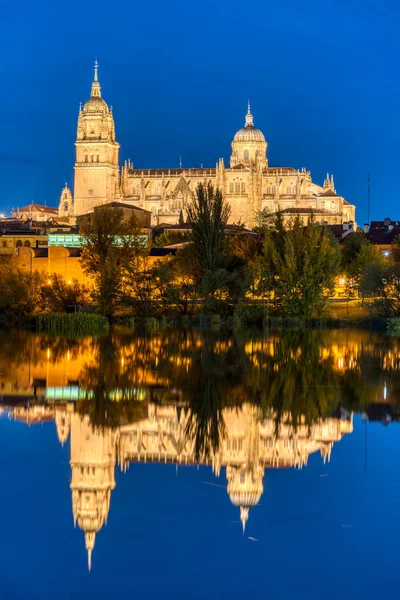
top-left (36, 313), bottom-right (109, 336)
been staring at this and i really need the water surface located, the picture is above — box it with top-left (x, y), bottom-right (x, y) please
top-left (1, 328), bottom-right (400, 599)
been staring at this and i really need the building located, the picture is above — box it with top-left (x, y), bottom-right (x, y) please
top-left (7, 401), bottom-right (352, 569)
top-left (62, 62), bottom-right (356, 228)
top-left (0, 230), bottom-right (48, 255)
top-left (12, 203), bottom-right (59, 222)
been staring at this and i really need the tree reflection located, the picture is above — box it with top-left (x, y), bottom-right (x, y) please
top-left (3, 326), bottom-right (400, 443)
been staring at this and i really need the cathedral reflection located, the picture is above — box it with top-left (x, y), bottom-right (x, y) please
top-left (8, 401), bottom-right (352, 569)
top-left (3, 327), bottom-right (400, 569)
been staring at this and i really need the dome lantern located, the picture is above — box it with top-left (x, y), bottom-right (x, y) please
top-left (230, 102), bottom-right (268, 167)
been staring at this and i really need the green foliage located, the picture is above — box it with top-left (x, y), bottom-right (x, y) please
top-left (79, 206), bottom-right (146, 318)
top-left (363, 263), bottom-right (400, 317)
top-left (233, 302), bottom-right (266, 328)
top-left (265, 217), bottom-right (341, 318)
top-left (186, 182), bottom-right (230, 278)
top-left (342, 232), bottom-right (381, 300)
top-left (0, 264), bottom-right (44, 325)
top-left (152, 230), bottom-right (191, 247)
top-left (391, 235), bottom-right (400, 263)
top-left (36, 313), bottom-right (109, 336)
top-left (41, 274), bottom-right (90, 313)
top-left (386, 317), bottom-right (400, 333)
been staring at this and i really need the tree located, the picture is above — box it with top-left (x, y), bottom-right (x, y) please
top-left (361, 263), bottom-right (400, 317)
top-left (0, 262), bottom-right (44, 325)
top-left (270, 218), bottom-right (341, 318)
top-left (342, 231), bottom-right (381, 301)
top-left (79, 206), bottom-right (146, 318)
top-left (186, 182), bottom-right (230, 278)
top-left (41, 274), bottom-right (90, 313)
top-left (391, 234), bottom-right (400, 263)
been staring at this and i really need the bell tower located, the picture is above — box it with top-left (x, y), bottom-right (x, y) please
top-left (73, 61), bottom-right (120, 216)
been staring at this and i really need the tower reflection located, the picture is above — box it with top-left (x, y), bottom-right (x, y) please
top-left (52, 402), bottom-right (352, 568)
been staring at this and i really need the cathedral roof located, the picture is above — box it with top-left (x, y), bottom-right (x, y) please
top-left (83, 60), bottom-right (110, 115)
top-left (318, 189), bottom-right (339, 197)
top-left (233, 102), bottom-right (266, 143)
top-left (16, 203), bottom-right (58, 214)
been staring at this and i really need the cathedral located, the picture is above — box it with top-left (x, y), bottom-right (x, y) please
top-left (59, 62), bottom-right (356, 228)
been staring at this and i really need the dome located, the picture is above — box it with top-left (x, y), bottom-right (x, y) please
top-left (83, 96), bottom-right (109, 114)
top-left (228, 490), bottom-right (263, 507)
top-left (82, 60), bottom-right (109, 114)
top-left (234, 126), bottom-right (265, 143)
top-left (233, 101), bottom-right (265, 143)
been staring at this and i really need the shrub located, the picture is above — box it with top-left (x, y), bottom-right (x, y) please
top-left (36, 313), bottom-right (109, 336)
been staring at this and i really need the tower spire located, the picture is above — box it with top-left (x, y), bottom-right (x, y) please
top-left (240, 506), bottom-right (249, 533)
top-left (245, 100), bottom-right (254, 127)
top-left (91, 59), bottom-right (101, 99)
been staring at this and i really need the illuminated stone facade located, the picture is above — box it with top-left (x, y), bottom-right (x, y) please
top-left (60, 403), bottom-right (351, 567)
top-left (64, 64), bottom-right (356, 227)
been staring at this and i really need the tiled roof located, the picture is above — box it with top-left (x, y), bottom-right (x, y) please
top-left (318, 189), bottom-right (339, 197)
top-left (17, 204), bottom-right (58, 214)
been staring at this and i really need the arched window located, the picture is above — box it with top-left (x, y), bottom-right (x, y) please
top-left (235, 182), bottom-right (240, 193)
top-left (272, 186), bottom-right (276, 194)
top-left (91, 155), bottom-right (94, 162)
top-left (229, 183), bottom-right (233, 193)
top-left (241, 182), bottom-right (246, 193)
top-left (244, 150), bottom-right (249, 161)
top-left (287, 186), bottom-right (291, 194)
top-left (96, 155), bottom-right (100, 162)
top-left (266, 186), bottom-right (271, 194)
top-left (2, 241), bottom-right (7, 248)
top-left (24, 240), bottom-right (31, 247)
top-left (16, 240), bottom-right (22, 248)
top-left (64, 202), bottom-right (69, 212)
top-left (85, 155), bottom-right (88, 162)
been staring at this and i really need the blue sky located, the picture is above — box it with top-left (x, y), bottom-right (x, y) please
top-left (1, 0), bottom-right (400, 223)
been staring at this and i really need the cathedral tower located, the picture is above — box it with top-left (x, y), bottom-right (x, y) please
top-left (58, 183), bottom-right (73, 218)
top-left (70, 414), bottom-right (117, 570)
top-left (73, 61), bottom-right (120, 216)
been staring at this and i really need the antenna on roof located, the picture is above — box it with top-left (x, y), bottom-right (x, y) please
top-left (179, 155), bottom-right (182, 169)
top-left (367, 173), bottom-right (371, 224)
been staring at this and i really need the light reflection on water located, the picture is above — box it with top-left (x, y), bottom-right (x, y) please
top-left (1, 327), bottom-right (400, 597)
